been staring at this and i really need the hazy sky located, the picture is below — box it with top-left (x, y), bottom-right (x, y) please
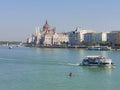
top-left (0, 0), bottom-right (120, 41)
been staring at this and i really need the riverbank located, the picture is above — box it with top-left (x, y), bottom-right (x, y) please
top-left (26, 45), bottom-right (87, 49)
top-left (25, 44), bottom-right (120, 50)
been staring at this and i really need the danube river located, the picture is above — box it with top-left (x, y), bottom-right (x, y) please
top-left (0, 46), bottom-right (120, 90)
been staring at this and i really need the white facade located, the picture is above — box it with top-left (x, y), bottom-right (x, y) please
top-left (58, 33), bottom-right (69, 43)
top-left (27, 21), bottom-right (69, 46)
top-left (84, 32), bottom-right (108, 44)
top-left (69, 27), bottom-right (94, 45)
top-left (101, 32), bottom-right (108, 42)
top-left (79, 29), bottom-right (94, 42)
top-left (35, 27), bottom-right (42, 45)
top-left (52, 33), bottom-right (69, 45)
top-left (44, 34), bottom-right (53, 45)
top-left (27, 37), bottom-right (33, 43)
top-left (52, 33), bottom-right (59, 45)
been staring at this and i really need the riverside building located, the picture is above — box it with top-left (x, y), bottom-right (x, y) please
top-left (84, 32), bottom-right (108, 45)
top-left (27, 21), bottom-right (69, 46)
top-left (107, 31), bottom-right (120, 46)
top-left (69, 27), bottom-right (94, 46)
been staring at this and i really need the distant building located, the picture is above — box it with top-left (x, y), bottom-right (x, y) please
top-left (102, 32), bottom-right (108, 42)
top-left (27, 34), bottom-right (37, 46)
top-left (69, 27), bottom-right (94, 46)
top-left (107, 31), bottom-right (120, 45)
top-left (57, 33), bottom-right (69, 45)
top-left (84, 32), bottom-right (108, 45)
top-left (27, 21), bottom-right (69, 46)
top-left (52, 33), bottom-right (69, 45)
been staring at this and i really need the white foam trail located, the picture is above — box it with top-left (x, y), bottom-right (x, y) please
top-left (67, 63), bottom-right (79, 66)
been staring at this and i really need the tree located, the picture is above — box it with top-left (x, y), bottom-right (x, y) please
top-left (115, 42), bottom-right (120, 46)
top-left (100, 42), bottom-right (109, 46)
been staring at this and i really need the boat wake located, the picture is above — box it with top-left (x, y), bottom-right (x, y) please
top-left (31, 61), bottom-right (80, 67)
top-left (67, 63), bottom-right (79, 66)
top-left (0, 57), bottom-right (79, 67)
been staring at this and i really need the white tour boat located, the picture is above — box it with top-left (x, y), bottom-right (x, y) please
top-left (80, 56), bottom-right (114, 66)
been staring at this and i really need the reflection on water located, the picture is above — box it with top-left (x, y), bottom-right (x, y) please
top-left (80, 65), bottom-right (115, 76)
top-left (0, 46), bottom-right (119, 90)
top-left (101, 51), bottom-right (107, 57)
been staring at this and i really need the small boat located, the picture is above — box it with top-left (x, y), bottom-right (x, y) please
top-left (80, 56), bottom-right (114, 66)
top-left (8, 46), bottom-right (13, 49)
top-left (87, 46), bottom-right (111, 50)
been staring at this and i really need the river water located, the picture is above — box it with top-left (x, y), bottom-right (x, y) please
top-left (0, 46), bottom-right (120, 90)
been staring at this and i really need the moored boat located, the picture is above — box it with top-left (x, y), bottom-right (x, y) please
top-left (8, 46), bottom-right (13, 49)
top-left (87, 46), bottom-right (111, 50)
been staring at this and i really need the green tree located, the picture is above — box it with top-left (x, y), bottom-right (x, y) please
top-left (115, 42), bottom-right (120, 46)
top-left (100, 42), bottom-right (109, 46)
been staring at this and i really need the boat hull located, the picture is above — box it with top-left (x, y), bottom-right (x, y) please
top-left (79, 63), bottom-right (114, 67)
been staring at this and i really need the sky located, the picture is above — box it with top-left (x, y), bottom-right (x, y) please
top-left (0, 0), bottom-right (120, 42)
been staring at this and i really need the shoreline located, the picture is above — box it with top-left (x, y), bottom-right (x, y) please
top-left (25, 45), bottom-right (87, 49)
top-left (25, 45), bottom-right (120, 50)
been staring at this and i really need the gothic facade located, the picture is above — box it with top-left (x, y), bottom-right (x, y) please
top-left (27, 21), bottom-right (69, 46)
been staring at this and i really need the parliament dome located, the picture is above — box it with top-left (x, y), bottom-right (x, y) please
top-left (43, 20), bottom-right (50, 30)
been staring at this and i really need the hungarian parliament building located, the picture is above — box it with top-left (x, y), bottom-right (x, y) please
top-left (27, 21), bottom-right (69, 46)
